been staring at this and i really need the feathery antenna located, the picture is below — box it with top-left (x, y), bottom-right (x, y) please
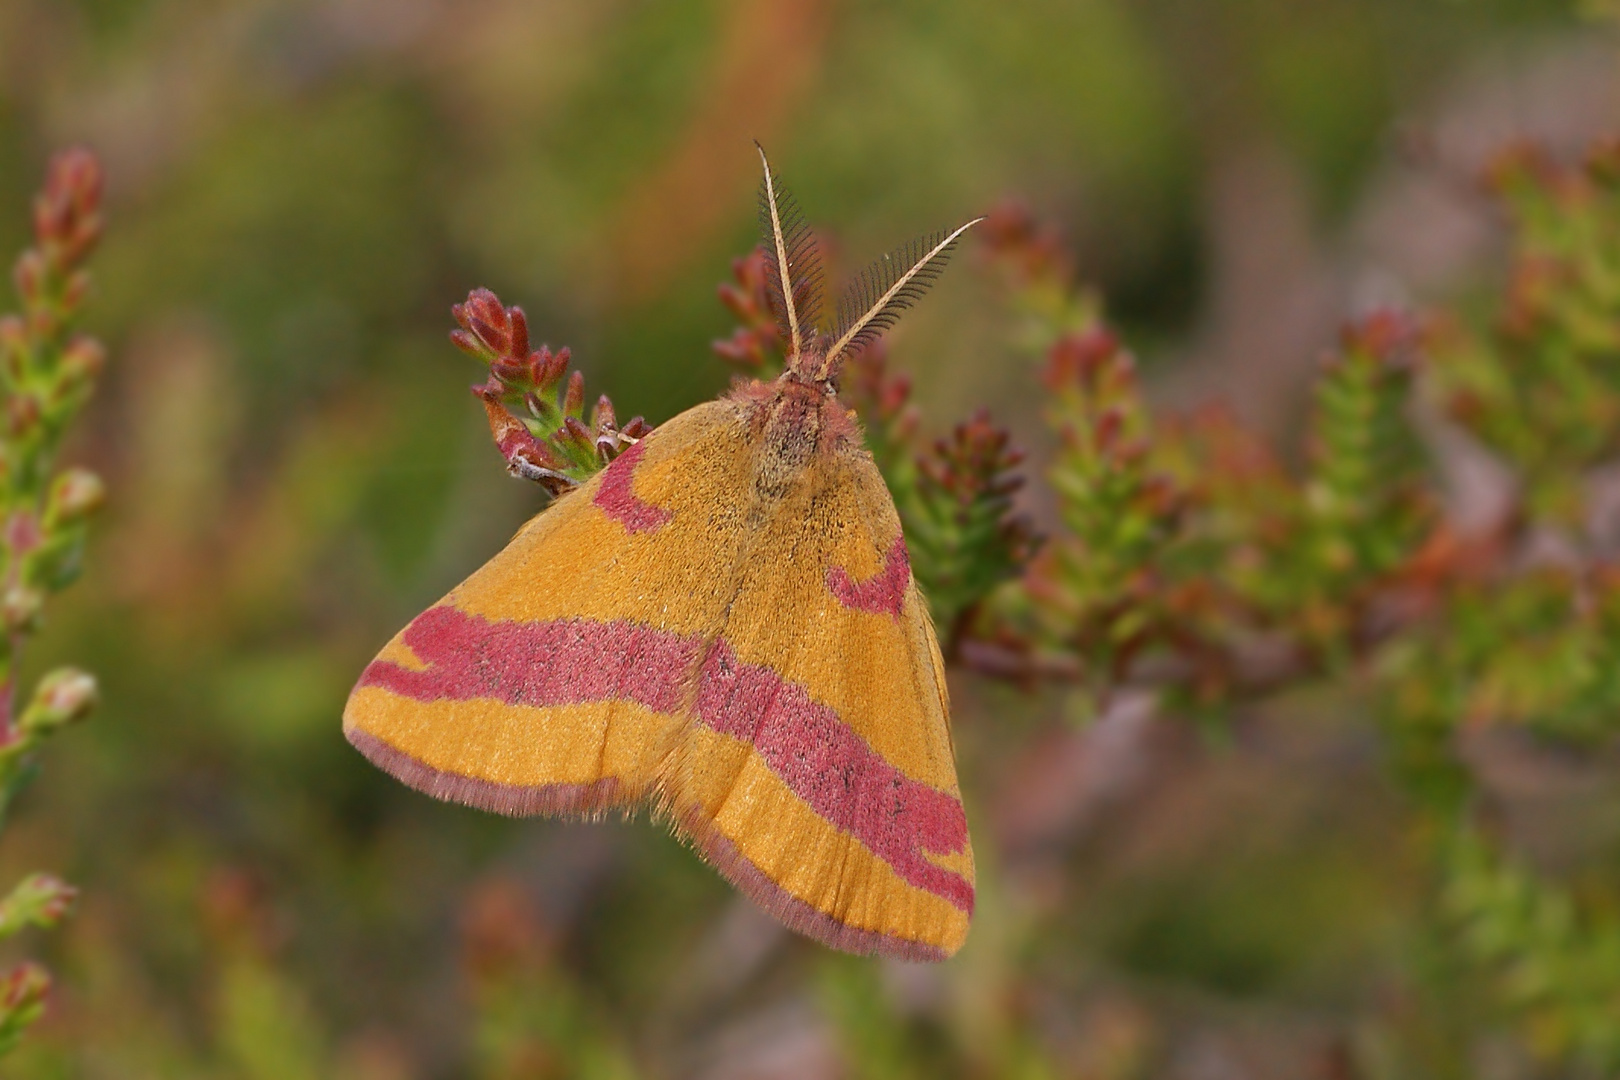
top-left (754, 143), bottom-right (823, 364)
top-left (821, 219), bottom-right (984, 379)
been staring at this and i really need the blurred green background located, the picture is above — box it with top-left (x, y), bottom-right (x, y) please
top-left (0, 0), bottom-right (1614, 1076)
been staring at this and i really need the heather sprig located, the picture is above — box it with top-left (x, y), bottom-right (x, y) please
top-left (983, 200), bottom-right (1439, 703)
top-left (0, 148), bottom-right (107, 1057)
top-left (1427, 141), bottom-right (1620, 524)
top-left (1440, 826), bottom-right (1620, 1072)
top-left (1266, 312), bottom-right (1432, 662)
top-left (983, 139), bottom-right (1620, 1068)
top-left (906, 411), bottom-right (1036, 646)
top-left (712, 248), bottom-right (786, 377)
top-left (1024, 326), bottom-right (1185, 691)
top-left (452, 288), bottom-right (649, 496)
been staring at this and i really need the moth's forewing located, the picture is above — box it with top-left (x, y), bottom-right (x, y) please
top-left (344, 396), bottom-right (974, 958)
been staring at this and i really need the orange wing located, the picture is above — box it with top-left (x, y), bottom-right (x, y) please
top-left (659, 446), bottom-right (973, 961)
top-left (343, 400), bottom-right (974, 959)
top-left (343, 399), bottom-right (756, 815)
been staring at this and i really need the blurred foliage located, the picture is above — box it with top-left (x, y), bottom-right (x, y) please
top-left (3, 1), bottom-right (1620, 1078)
top-left (0, 149), bottom-right (106, 1059)
top-left (966, 138), bottom-right (1620, 1075)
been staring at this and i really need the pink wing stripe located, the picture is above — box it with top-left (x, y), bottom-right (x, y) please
top-left (694, 638), bottom-right (971, 912)
top-left (358, 608), bottom-right (971, 912)
top-left (592, 440), bottom-right (672, 533)
top-left (826, 536), bottom-right (910, 618)
top-left (359, 606), bottom-right (698, 713)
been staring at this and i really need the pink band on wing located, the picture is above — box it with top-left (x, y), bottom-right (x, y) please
top-left (358, 607), bottom-right (971, 912)
top-left (359, 606), bottom-right (699, 713)
top-left (694, 638), bottom-right (971, 912)
top-left (826, 536), bottom-right (910, 618)
top-left (593, 439), bottom-right (671, 533)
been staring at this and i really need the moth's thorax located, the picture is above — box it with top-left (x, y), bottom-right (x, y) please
top-left (728, 372), bottom-right (860, 502)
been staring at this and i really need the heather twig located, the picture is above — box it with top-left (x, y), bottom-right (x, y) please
top-left (0, 148), bottom-right (108, 1056)
top-left (452, 288), bottom-right (649, 496)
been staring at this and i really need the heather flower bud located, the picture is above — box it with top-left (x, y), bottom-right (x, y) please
top-left (562, 370), bottom-right (584, 417)
top-left (57, 334), bottom-right (105, 388)
top-left (448, 327), bottom-right (484, 360)
top-left (3, 512), bottom-right (39, 555)
top-left (0, 586), bottom-right (44, 633)
top-left (0, 874), bottom-right (77, 936)
top-left (0, 318), bottom-right (24, 351)
top-left (60, 270), bottom-right (91, 312)
top-left (20, 667), bottom-right (97, 732)
top-left (34, 148), bottom-right (103, 267)
top-left (0, 961), bottom-right (49, 1016)
top-left (534, 345), bottom-right (570, 390)
top-left (506, 306), bottom-right (530, 360)
top-left (489, 355), bottom-right (530, 385)
top-left (713, 328), bottom-right (765, 368)
top-left (561, 415), bottom-right (592, 446)
top-left (1044, 327), bottom-right (1121, 389)
top-left (45, 469), bottom-right (104, 526)
top-left (450, 288), bottom-right (519, 364)
top-left (11, 251), bottom-right (45, 306)
top-left (6, 393), bottom-right (39, 439)
top-left (592, 394), bottom-right (617, 434)
top-left (1093, 407), bottom-right (1125, 450)
top-left (1342, 309), bottom-right (1419, 368)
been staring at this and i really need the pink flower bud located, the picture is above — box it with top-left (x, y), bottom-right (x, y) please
top-left (489, 356), bottom-right (529, 385)
top-left (712, 330), bottom-right (763, 368)
top-left (0, 961), bottom-right (49, 1013)
top-left (46, 468), bottom-right (105, 525)
top-left (562, 370), bottom-right (584, 418)
top-left (450, 288), bottom-right (521, 363)
top-left (59, 334), bottom-right (105, 384)
top-left (0, 586), bottom-right (42, 632)
top-left (0, 874), bottom-right (78, 930)
top-left (1094, 407), bottom-right (1125, 450)
top-left (880, 372), bottom-right (912, 415)
top-left (35, 149), bottom-right (102, 235)
top-left (32, 148), bottom-right (103, 270)
top-left (12, 251), bottom-right (45, 305)
top-left (468, 317), bottom-right (505, 353)
top-left (0, 316), bottom-right (24, 352)
top-left (507, 306), bottom-right (530, 361)
top-left (22, 667), bottom-right (97, 731)
top-left (527, 345), bottom-right (566, 389)
top-left (4, 511), bottom-right (40, 555)
top-left (60, 270), bottom-right (91, 311)
top-left (1044, 327), bottom-right (1121, 390)
top-left (592, 395), bottom-right (617, 433)
top-left (6, 394), bottom-right (39, 439)
top-left (561, 415), bottom-right (592, 444)
top-left (1342, 309), bottom-right (1420, 370)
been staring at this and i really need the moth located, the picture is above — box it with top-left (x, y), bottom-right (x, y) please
top-left (344, 146), bottom-right (981, 960)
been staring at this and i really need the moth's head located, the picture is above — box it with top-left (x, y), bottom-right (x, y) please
top-left (753, 142), bottom-right (982, 395)
top-left (777, 332), bottom-right (834, 396)
top-left (729, 361), bottom-right (860, 461)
